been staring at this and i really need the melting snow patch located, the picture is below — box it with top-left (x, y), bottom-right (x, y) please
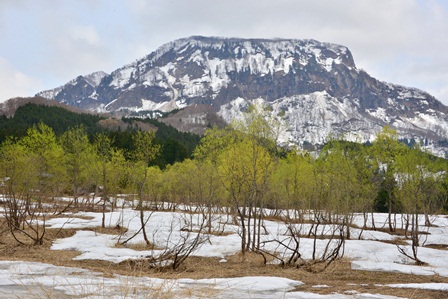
top-left (351, 261), bottom-right (437, 276)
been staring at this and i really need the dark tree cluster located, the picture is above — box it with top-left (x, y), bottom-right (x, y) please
top-left (0, 104), bottom-right (200, 168)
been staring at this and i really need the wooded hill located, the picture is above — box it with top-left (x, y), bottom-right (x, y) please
top-left (0, 102), bottom-right (200, 167)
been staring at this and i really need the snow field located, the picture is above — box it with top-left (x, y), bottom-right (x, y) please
top-left (1, 199), bottom-right (448, 298)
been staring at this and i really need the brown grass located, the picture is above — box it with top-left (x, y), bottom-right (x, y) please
top-left (425, 244), bottom-right (448, 250)
top-left (378, 237), bottom-right (409, 246)
top-left (375, 226), bottom-right (430, 236)
top-left (115, 241), bottom-right (162, 251)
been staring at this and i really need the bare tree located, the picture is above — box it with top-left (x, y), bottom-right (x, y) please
top-left (260, 219), bottom-right (345, 272)
top-left (121, 213), bottom-right (209, 270)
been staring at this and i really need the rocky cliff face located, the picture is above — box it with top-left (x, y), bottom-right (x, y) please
top-left (37, 36), bottom-right (448, 155)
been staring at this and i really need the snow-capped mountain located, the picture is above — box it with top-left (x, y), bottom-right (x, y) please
top-left (38, 71), bottom-right (108, 111)
top-left (37, 36), bottom-right (448, 154)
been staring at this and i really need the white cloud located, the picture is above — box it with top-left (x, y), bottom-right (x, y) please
top-left (0, 58), bottom-right (41, 102)
top-left (71, 25), bottom-right (100, 46)
top-left (38, 10), bottom-right (113, 80)
top-left (429, 86), bottom-right (448, 105)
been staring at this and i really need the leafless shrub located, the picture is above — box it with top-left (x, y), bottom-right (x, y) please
top-left (259, 217), bottom-right (345, 272)
top-left (154, 214), bottom-right (209, 270)
top-left (119, 212), bottom-right (209, 271)
top-left (3, 194), bottom-right (73, 246)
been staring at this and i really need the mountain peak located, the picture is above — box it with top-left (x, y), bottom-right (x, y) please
top-left (36, 36), bottom-right (448, 156)
top-left (84, 71), bottom-right (108, 87)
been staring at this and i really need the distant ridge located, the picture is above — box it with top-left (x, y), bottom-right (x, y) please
top-left (36, 36), bottom-right (448, 156)
top-left (0, 96), bottom-right (105, 118)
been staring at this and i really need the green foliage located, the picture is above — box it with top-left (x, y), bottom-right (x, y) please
top-left (395, 147), bottom-right (446, 214)
top-left (161, 138), bottom-right (188, 165)
top-left (374, 189), bottom-right (390, 213)
top-left (193, 126), bottom-right (242, 163)
top-left (19, 122), bottom-right (66, 196)
top-left (93, 132), bottom-right (131, 195)
top-left (218, 139), bottom-right (274, 203)
top-left (320, 140), bottom-right (380, 213)
top-left (0, 138), bottom-right (36, 199)
top-left (371, 126), bottom-right (407, 168)
top-left (132, 130), bottom-right (160, 165)
top-left (124, 117), bottom-right (201, 155)
top-left (59, 126), bottom-right (97, 200)
top-left (108, 130), bottom-right (136, 155)
top-left (269, 151), bottom-right (314, 211)
top-left (130, 130), bottom-right (161, 209)
top-left (94, 132), bottom-right (113, 163)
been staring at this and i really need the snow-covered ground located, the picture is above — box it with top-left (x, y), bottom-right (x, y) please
top-left (1, 199), bottom-right (448, 298)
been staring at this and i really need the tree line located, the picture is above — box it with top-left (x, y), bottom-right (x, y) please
top-left (1, 107), bottom-right (447, 267)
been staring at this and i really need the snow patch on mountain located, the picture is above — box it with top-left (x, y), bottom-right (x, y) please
top-left (219, 92), bottom-right (380, 148)
top-left (84, 71), bottom-right (108, 87)
top-left (219, 97), bottom-right (249, 122)
top-left (406, 112), bottom-right (448, 137)
top-left (111, 67), bottom-right (133, 88)
top-left (139, 99), bottom-right (183, 112)
top-left (366, 107), bottom-right (391, 123)
top-left (38, 86), bottom-right (64, 100)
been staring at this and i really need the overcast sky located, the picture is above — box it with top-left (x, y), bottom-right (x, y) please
top-left (1, 0), bottom-right (448, 105)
